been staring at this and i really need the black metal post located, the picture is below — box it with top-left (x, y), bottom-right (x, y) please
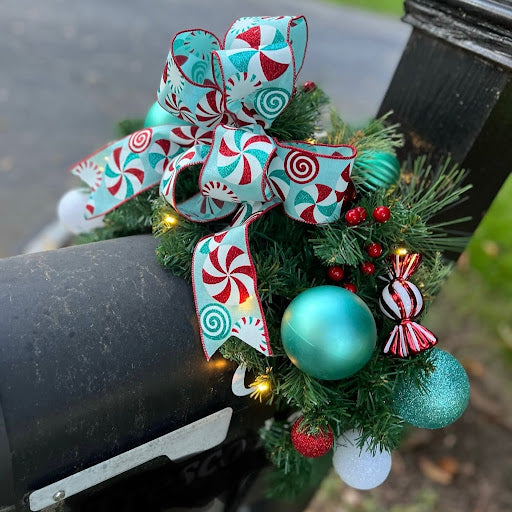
top-left (379, 0), bottom-right (512, 234)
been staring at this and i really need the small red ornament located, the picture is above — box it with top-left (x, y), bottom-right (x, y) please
top-left (366, 242), bottom-right (383, 258)
top-left (373, 206), bottom-right (391, 223)
top-left (345, 208), bottom-right (361, 226)
top-left (355, 206), bottom-right (367, 222)
top-left (343, 283), bottom-right (357, 293)
top-left (303, 81), bottom-right (316, 92)
top-left (290, 418), bottom-right (334, 458)
top-left (328, 265), bottom-right (344, 281)
top-left (361, 262), bottom-right (376, 275)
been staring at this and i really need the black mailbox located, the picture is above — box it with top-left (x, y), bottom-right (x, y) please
top-left (0, 236), bottom-right (273, 511)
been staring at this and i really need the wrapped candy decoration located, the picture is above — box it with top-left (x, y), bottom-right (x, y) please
top-left (379, 253), bottom-right (437, 357)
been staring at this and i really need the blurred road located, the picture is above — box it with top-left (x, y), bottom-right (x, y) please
top-left (0, 0), bottom-right (410, 257)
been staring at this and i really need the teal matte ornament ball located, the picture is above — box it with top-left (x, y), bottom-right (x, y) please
top-left (355, 151), bottom-right (400, 192)
top-left (393, 349), bottom-right (470, 429)
top-left (281, 286), bottom-right (377, 380)
top-left (144, 101), bottom-right (176, 127)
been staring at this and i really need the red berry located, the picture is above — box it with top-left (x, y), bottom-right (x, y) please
top-left (290, 418), bottom-right (334, 458)
top-left (355, 206), bottom-right (367, 221)
top-left (343, 283), bottom-right (357, 293)
top-left (303, 81), bottom-right (316, 92)
top-left (361, 262), bottom-right (376, 275)
top-left (373, 206), bottom-right (391, 223)
top-left (328, 265), bottom-right (344, 282)
top-left (345, 208), bottom-right (361, 225)
top-left (366, 242), bottom-right (383, 258)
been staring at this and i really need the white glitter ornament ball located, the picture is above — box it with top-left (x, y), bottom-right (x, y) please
top-left (332, 429), bottom-right (392, 490)
top-left (58, 189), bottom-right (104, 234)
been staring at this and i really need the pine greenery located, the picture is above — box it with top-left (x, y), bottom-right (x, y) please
top-left (75, 187), bottom-right (157, 244)
top-left (73, 86), bottom-right (471, 497)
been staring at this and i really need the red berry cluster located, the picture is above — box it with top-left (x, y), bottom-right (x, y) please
top-left (327, 265), bottom-right (344, 282)
top-left (361, 262), bottom-right (375, 275)
top-left (326, 265), bottom-right (357, 292)
top-left (359, 242), bottom-right (383, 276)
top-left (344, 206), bottom-right (367, 225)
top-left (328, 244), bottom-right (383, 284)
top-left (343, 283), bottom-right (357, 293)
top-left (327, 265), bottom-right (358, 292)
top-left (326, 205), bottom-right (391, 287)
top-left (345, 205), bottom-right (390, 226)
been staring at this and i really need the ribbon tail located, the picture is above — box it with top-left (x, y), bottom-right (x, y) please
top-left (192, 212), bottom-right (272, 360)
top-left (70, 125), bottom-right (184, 218)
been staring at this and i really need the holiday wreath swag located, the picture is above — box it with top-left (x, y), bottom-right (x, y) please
top-left (59, 16), bottom-right (471, 496)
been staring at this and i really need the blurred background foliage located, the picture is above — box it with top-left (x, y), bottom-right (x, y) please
top-left (329, 0), bottom-right (405, 15)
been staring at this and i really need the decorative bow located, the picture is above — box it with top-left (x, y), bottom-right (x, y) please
top-left (70, 16), bottom-right (357, 359)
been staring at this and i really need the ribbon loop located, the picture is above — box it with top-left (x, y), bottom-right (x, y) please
top-left (270, 141), bottom-right (357, 225)
top-left (212, 46), bottom-right (294, 129)
top-left (158, 30), bottom-right (222, 128)
top-left (223, 16), bottom-right (308, 76)
top-left (160, 145), bottom-right (237, 223)
top-left (200, 125), bottom-right (276, 203)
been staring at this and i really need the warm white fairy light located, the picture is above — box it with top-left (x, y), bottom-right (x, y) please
top-left (164, 214), bottom-right (177, 226)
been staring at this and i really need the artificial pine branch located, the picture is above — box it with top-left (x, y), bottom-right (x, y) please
top-left (261, 420), bottom-right (314, 499)
top-left (266, 85), bottom-right (329, 141)
top-left (118, 118), bottom-right (144, 137)
top-left (75, 187), bottom-right (157, 244)
top-left (328, 111), bottom-right (404, 155)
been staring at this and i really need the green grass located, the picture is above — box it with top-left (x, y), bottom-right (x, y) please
top-left (452, 174), bottom-right (512, 359)
top-left (466, 174), bottom-right (512, 297)
top-left (326, 0), bottom-right (404, 16)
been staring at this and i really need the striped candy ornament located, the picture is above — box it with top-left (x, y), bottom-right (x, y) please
top-left (379, 253), bottom-right (437, 358)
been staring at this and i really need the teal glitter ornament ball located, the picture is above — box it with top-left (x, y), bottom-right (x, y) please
top-left (393, 349), bottom-right (470, 429)
top-left (281, 286), bottom-right (377, 380)
top-left (355, 151), bottom-right (400, 192)
top-left (143, 101), bottom-right (176, 127)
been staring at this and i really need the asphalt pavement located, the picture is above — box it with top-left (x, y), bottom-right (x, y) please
top-left (0, 0), bottom-right (410, 257)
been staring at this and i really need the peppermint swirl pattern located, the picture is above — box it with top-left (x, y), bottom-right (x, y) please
top-left (191, 60), bottom-right (209, 84)
top-left (72, 160), bottom-right (102, 192)
top-left (72, 16), bottom-right (360, 362)
top-left (128, 128), bottom-right (152, 153)
top-left (255, 88), bottom-right (290, 120)
top-left (200, 304), bottom-right (232, 341)
top-left (284, 150), bottom-right (319, 184)
top-left (104, 146), bottom-right (145, 199)
top-left (202, 244), bottom-right (253, 305)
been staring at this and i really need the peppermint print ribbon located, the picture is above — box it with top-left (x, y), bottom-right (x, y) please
top-left (70, 16), bottom-right (357, 359)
